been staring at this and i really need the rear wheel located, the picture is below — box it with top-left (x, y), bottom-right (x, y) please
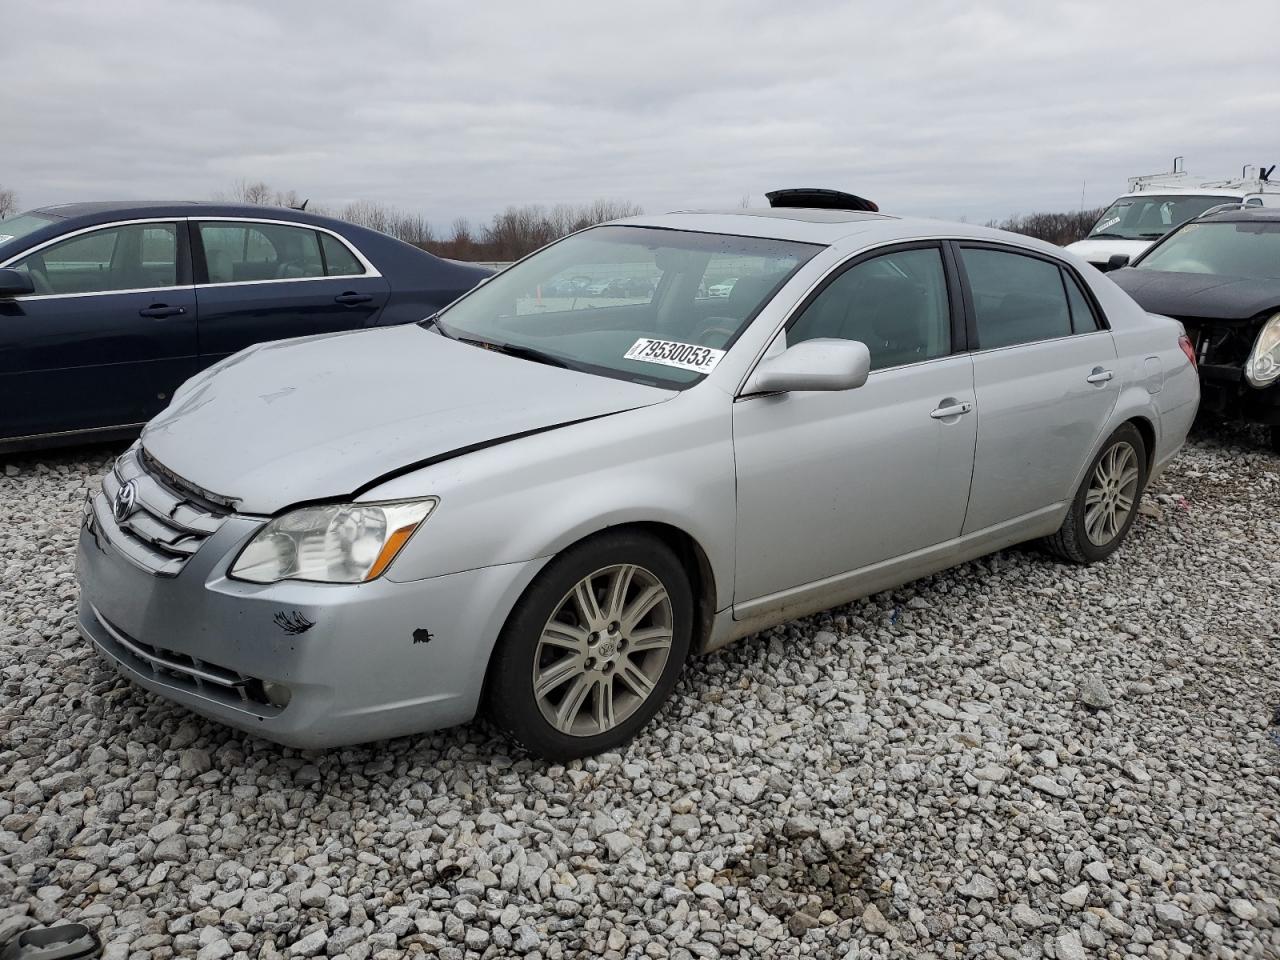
top-left (486, 531), bottom-right (692, 760)
top-left (1043, 423), bottom-right (1147, 564)
top-left (1270, 426), bottom-right (1280, 454)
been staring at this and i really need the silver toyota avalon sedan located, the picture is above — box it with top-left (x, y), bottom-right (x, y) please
top-left (77, 197), bottom-right (1200, 759)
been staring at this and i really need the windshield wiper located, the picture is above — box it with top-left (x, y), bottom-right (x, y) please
top-left (1089, 232), bottom-right (1126, 239)
top-left (488, 342), bottom-right (574, 369)
top-left (444, 332), bottom-right (575, 370)
top-left (1137, 232), bottom-right (1167, 239)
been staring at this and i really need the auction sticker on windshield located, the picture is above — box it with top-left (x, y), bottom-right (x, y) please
top-left (624, 338), bottom-right (726, 374)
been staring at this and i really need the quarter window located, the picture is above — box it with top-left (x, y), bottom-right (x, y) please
top-left (11, 222), bottom-right (179, 295)
top-left (1062, 270), bottom-right (1100, 332)
top-left (198, 222), bottom-right (325, 283)
top-left (788, 247), bottom-right (952, 370)
top-left (961, 248), bottom-right (1072, 349)
top-left (320, 233), bottom-right (365, 276)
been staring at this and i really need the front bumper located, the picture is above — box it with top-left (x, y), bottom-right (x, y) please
top-left (77, 491), bottom-right (545, 748)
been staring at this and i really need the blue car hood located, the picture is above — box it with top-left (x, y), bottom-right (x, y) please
top-left (141, 324), bottom-right (670, 513)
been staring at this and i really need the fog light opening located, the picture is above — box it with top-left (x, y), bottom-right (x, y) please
top-left (261, 681), bottom-right (292, 709)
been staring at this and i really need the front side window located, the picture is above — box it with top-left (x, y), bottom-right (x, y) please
top-left (432, 225), bottom-right (821, 387)
top-left (11, 222), bottom-right (178, 295)
top-left (787, 247), bottom-right (952, 370)
top-left (1087, 194), bottom-right (1234, 241)
top-left (198, 221), bottom-right (325, 283)
top-left (962, 248), bottom-right (1072, 349)
top-left (1135, 220), bottom-right (1280, 282)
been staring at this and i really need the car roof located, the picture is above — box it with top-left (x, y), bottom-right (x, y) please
top-left (26, 200), bottom-right (344, 231)
top-left (1194, 205), bottom-right (1280, 224)
top-left (614, 208), bottom-right (1064, 252)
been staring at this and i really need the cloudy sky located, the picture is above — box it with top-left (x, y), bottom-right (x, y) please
top-left (5, 0), bottom-right (1278, 228)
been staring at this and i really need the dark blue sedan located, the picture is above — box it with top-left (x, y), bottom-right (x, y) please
top-left (0, 201), bottom-right (492, 451)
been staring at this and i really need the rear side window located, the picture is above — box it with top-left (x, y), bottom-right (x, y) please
top-left (961, 248), bottom-right (1071, 349)
top-left (320, 234), bottom-right (365, 276)
top-left (788, 246), bottom-right (952, 370)
top-left (198, 221), bottom-right (324, 283)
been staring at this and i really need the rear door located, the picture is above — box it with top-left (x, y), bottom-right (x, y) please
top-left (191, 219), bottom-right (390, 359)
top-left (0, 220), bottom-right (199, 442)
top-left (956, 243), bottom-right (1120, 534)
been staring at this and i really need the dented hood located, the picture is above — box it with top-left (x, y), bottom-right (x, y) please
top-left (141, 324), bottom-right (670, 513)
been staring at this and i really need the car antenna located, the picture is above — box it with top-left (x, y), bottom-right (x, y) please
top-left (291, 199), bottom-right (309, 211)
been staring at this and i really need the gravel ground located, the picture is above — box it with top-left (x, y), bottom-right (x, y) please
top-left (1, 425), bottom-right (1278, 960)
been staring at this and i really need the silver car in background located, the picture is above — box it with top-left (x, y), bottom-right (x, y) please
top-left (76, 201), bottom-right (1199, 759)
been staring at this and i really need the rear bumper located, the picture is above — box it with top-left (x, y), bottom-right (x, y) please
top-left (76, 491), bottom-right (545, 748)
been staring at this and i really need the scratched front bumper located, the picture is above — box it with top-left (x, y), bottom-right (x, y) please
top-left (76, 493), bottom-right (544, 748)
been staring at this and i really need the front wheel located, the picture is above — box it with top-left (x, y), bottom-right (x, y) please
top-left (1042, 423), bottom-right (1148, 564)
top-left (486, 531), bottom-right (693, 760)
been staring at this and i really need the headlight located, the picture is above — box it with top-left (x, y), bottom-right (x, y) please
top-left (1245, 312), bottom-right (1280, 388)
top-left (230, 499), bottom-right (436, 584)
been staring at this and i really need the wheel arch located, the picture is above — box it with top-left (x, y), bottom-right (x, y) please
top-left (479, 520), bottom-right (720, 704)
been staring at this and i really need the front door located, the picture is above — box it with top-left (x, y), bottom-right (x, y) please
top-left (191, 219), bottom-right (389, 359)
top-left (0, 220), bottom-right (199, 441)
top-left (732, 244), bottom-right (977, 605)
top-left (955, 244), bottom-right (1121, 533)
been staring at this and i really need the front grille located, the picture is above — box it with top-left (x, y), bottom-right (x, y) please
top-left (89, 604), bottom-right (278, 715)
top-left (98, 446), bottom-right (230, 576)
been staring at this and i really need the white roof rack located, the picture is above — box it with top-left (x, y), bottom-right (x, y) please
top-left (1127, 157), bottom-right (1278, 194)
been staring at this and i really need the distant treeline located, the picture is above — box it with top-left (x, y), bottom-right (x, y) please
top-left (218, 181), bottom-right (641, 261)
top-left (986, 209), bottom-right (1104, 246)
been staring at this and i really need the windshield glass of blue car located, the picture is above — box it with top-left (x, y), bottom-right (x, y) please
top-left (429, 225), bottom-right (822, 386)
top-left (1136, 221), bottom-right (1280, 282)
top-left (0, 213), bottom-right (56, 248)
top-left (1087, 195), bottom-right (1234, 240)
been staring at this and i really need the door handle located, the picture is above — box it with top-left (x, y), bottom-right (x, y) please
top-left (930, 400), bottom-right (973, 420)
top-left (334, 292), bottom-right (373, 305)
top-left (1086, 368), bottom-right (1114, 384)
top-left (138, 304), bottom-right (186, 318)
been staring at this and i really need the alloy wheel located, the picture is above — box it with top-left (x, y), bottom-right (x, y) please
top-left (532, 564), bottom-right (674, 737)
top-left (1084, 440), bottom-right (1141, 546)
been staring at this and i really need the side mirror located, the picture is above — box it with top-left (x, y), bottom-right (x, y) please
top-left (0, 268), bottom-right (34, 298)
top-left (1105, 253), bottom-right (1131, 271)
top-left (742, 338), bottom-right (871, 395)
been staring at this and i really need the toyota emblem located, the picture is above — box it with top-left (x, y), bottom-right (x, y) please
top-left (113, 479), bottom-right (139, 523)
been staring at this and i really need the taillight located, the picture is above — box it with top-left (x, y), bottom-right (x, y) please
top-left (1178, 334), bottom-right (1197, 370)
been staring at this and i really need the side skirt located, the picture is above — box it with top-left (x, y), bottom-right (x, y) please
top-left (703, 505), bottom-right (1064, 653)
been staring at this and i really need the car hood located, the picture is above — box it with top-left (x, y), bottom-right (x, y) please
top-left (141, 325), bottom-right (671, 513)
top-left (1109, 269), bottom-right (1280, 322)
top-left (1064, 238), bottom-right (1154, 266)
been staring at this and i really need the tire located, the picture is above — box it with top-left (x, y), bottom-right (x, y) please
top-left (1270, 426), bottom-right (1280, 455)
top-left (486, 530), bottom-right (693, 760)
top-left (1042, 423), bottom-right (1148, 564)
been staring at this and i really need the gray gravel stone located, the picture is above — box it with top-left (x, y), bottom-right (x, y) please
top-left (2, 430), bottom-right (1278, 959)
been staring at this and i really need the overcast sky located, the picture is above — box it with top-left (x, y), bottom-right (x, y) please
top-left (5, 0), bottom-right (1278, 228)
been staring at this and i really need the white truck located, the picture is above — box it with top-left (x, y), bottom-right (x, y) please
top-left (1067, 159), bottom-right (1279, 270)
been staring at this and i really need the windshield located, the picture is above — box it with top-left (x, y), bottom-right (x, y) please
top-left (1136, 220), bottom-right (1280, 281)
top-left (1087, 194), bottom-right (1235, 241)
top-left (0, 212), bottom-right (57, 250)
top-left (431, 225), bottom-right (822, 387)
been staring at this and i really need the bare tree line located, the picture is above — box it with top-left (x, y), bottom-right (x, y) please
top-left (214, 181), bottom-right (640, 260)
top-left (987, 208), bottom-right (1104, 246)
top-left (0, 178), bottom-right (1104, 254)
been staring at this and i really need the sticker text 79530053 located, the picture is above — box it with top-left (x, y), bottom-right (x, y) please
top-left (624, 338), bottom-right (726, 374)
